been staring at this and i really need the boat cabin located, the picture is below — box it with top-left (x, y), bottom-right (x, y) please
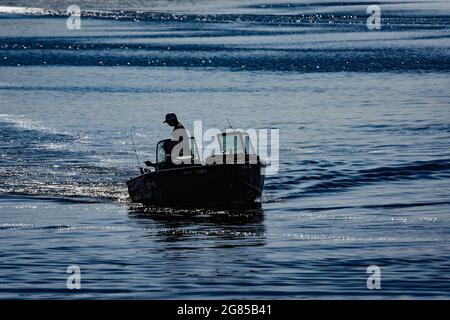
top-left (150, 131), bottom-right (260, 171)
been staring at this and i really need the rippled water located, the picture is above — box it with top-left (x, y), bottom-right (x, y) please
top-left (0, 0), bottom-right (450, 299)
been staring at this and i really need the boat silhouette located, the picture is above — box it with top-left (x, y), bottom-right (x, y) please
top-left (126, 131), bottom-right (265, 209)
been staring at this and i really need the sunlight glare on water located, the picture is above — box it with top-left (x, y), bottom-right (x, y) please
top-left (0, 0), bottom-right (449, 299)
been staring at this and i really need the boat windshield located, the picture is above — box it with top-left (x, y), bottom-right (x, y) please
top-left (218, 132), bottom-right (256, 155)
top-left (156, 140), bottom-right (168, 164)
top-left (156, 138), bottom-right (200, 164)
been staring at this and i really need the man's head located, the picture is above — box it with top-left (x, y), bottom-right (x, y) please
top-left (163, 113), bottom-right (178, 127)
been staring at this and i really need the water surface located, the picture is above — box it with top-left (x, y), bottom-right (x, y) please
top-left (0, 0), bottom-right (449, 299)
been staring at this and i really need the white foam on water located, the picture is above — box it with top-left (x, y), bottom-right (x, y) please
top-left (0, 6), bottom-right (50, 15)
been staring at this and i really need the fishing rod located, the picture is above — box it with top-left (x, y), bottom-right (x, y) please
top-left (226, 118), bottom-right (233, 129)
top-left (129, 130), bottom-right (144, 174)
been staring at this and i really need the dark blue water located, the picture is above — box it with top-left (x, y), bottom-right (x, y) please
top-left (0, 0), bottom-right (450, 299)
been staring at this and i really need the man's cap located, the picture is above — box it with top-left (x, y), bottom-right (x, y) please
top-left (163, 113), bottom-right (177, 123)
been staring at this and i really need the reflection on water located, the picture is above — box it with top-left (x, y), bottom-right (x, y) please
top-left (128, 205), bottom-right (266, 245)
top-left (1, 0), bottom-right (450, 298)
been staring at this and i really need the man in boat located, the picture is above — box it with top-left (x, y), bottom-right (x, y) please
top-left (163, 113), bottom-right (187, 137)
top-left (145, 113), bottom-right (190, 168)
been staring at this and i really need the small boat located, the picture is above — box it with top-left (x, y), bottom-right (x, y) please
top-left (126, 131), bottom-right (265, 209)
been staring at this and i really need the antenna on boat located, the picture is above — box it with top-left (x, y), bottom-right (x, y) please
top-left (129, 130), bottom-right (144, 174)
top-left (226, 118), bottom-right (233, 129)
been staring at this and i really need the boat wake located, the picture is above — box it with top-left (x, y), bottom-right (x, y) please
top-left (0, 114), bottom-right (133, 203)
top-left (263, 158), bottom-right (450, 200)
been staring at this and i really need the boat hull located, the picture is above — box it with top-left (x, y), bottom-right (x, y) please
top-left (126, 163), bottom-right (265, 209)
